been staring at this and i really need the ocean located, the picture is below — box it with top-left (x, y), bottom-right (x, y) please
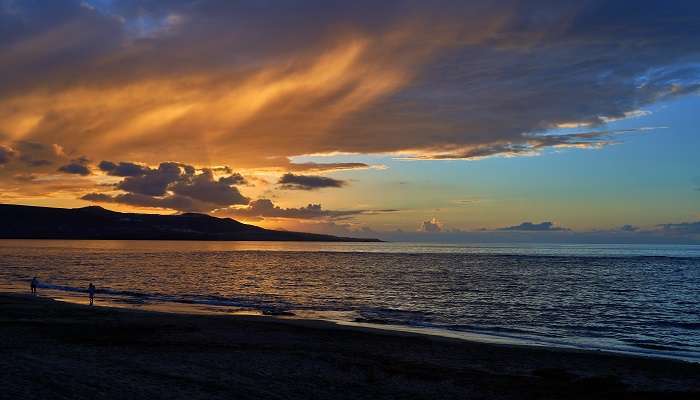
top-left (1, 240), bottom-right (699, 362)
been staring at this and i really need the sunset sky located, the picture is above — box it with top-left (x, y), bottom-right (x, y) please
top-left (1, 0), bottom-right (699, 243)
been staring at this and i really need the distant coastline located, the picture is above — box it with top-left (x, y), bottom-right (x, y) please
top-left (0, 203), bottom-right (381, 242)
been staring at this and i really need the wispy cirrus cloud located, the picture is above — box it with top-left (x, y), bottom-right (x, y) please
top-left (287, 162), bottom-right (380, 173)
top-left (397, 128), bottom-right (664, 160)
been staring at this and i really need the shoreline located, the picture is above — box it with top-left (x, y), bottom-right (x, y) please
top-left (2, 292), bottom-right (699, 399)
top-left (7, 285), bottom-right (700, 365)
top-left (35, 287), bottom-right (700, 365)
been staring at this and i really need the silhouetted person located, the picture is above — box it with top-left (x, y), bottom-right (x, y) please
top-left (88, 283), bottom-right (96, 305)
top-left (30, 277), bottom-right (38, 295)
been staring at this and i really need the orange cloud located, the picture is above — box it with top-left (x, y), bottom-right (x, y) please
top-left (0, 27), bottom-right (443, 168)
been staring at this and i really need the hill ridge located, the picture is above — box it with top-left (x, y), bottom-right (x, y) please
top-left (0, 204), bottom-right (381, 242)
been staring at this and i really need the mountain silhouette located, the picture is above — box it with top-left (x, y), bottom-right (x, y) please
top-left (0, 204), bottom-right (381, 242)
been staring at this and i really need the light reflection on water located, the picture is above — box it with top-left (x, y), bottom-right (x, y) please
top-left (2, 239), bottom-right (699, 257)
top-left (1, 240), bottom-right (699, 361)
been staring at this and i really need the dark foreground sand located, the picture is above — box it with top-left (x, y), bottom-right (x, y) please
top-left (1, 294), bottom-right (699, 400)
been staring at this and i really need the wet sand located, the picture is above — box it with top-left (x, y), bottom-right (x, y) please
top-left (1, 293), bottom-right (698, 399)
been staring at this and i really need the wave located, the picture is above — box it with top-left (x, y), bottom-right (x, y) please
top-left (621, 339), bottom-right (689, 352)
top-left (354, 307), bottom-right (434, 326)
top-left (39, 282), bottom-right (150, 298)
top-left (37, 282), bottom-right (296, 315)
top-left (448, 324), bottom-right (543, 336)
top-left (652, 321), bottom-right (700, 330)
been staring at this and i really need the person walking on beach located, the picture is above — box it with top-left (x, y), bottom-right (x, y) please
top-left (30, 277), bottom-right (38, 295)
top-left (88, 282), bottom-right (96, 306)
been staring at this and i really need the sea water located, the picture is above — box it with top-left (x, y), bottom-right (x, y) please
top-left (1, 240), bottom-right (698, 361)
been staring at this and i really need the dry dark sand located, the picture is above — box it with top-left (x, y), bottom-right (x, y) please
top-left (1, 293), bottom-right (699, 399)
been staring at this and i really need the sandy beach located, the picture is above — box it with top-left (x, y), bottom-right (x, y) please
top-left (0, 293), bottom-right (698, 399)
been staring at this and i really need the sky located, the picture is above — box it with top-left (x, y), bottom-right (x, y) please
top-left (0, 0), bottom-right (699, 243)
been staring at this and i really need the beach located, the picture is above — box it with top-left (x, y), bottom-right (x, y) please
top-left (1, 293), bottom-right (698, 399)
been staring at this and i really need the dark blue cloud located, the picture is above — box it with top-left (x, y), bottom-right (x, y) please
top-left (98, 161), bottom-right (150, 177)
top-left (619, 225), bottom-right (639, 232)
top-left (57, 157), bottom-right (91, 176)
top-left (83, 161), bottom-right (249, 212)
top-left (498, 221), bottom-right (569, 231)
top-left (278, 173), bottom-right (346, 190)
top-left (117, 162), bottom-right (184, 196)
top-left (58, 163), bottom-right (90, 175)
top-left (170, 169), bottom-right (248, 205)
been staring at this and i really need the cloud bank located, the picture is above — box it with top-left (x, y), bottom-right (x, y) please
top-left (1, 0), bottom-right (699, 168)
top-left (299, 219), bottom-right (700, 244)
